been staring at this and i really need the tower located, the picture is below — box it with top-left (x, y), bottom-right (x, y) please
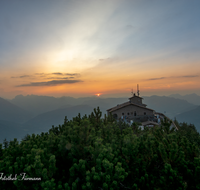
top-left (131, 88), bottom-right (134, 96)
top-left (129, 84), bottom-right (143, 105)
top-left (137, 84), bottom-right (140, 96)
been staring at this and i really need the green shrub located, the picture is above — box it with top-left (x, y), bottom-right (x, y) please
top-left (0, 107), bottom-right (200, 190)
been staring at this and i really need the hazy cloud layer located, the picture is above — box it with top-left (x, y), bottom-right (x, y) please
top-left (51, 72), bottom-right (79, 76)
top-left (35, 73), bottom-right (45, 75)
top-left (99, 58), bottom-right (110, 62)
top-left (181, 75), bottom-right (199, 78)
top-left (49, 73), bottom-right (80, 76)
top-left (11, 75), bottom-right (32, 78)
top-left (11, 73), bottom-right (80, 79)
top-left (16, 79), bottom-right (83, 87)
top-left (148, 77), bottom-right (166, 81)
top-left (147, 75), bottom-right (199, 81)
top-left (47, 77), bottom-right (63, 79)
top-left (52, 72), bottom-right (63, 75)
top-left (46, 77), bottom-right (73, 79)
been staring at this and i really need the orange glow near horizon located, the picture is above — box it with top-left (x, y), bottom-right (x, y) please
top-left (95, 93), bottom-right (101, 97)
top-left (0, 58), bottom-right (200, 99)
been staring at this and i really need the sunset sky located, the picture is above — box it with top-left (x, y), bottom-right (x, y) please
top-left (0, 0), bottom-right (200, 99)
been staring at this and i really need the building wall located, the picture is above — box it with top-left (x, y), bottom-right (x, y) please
top-left (110, 104), bottom-right (154, 119)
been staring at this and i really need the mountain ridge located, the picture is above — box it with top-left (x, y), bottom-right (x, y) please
top-left (0, 97), bottom-right (33, 123)
top-left (169, 93), bottom-right (200, 105)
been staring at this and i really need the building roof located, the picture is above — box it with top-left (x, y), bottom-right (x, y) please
top-left (129, 95), bottom-right (143, 99)
top-left (107, 101), bottom-right (155, 112)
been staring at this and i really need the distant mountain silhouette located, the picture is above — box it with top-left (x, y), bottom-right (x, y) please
top-left (0, 97), bottom-right (33, 123)
top-left (142, 95), bottom-right (197, 119)
top-left (21, 105), bottom-right (95, 135)
top-left (8, 95), bottom-right (129, 117)
top-left (176, 106), bottom-right (200, 133)
top-left (169, 93), bottom-right (200, 105)
top-left (6, 94), bottom-right (198, 120)
top-left (8, 95), bottom-right (99, 117)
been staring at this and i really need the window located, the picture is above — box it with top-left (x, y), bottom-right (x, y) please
top-left (144, 112), bottom-right (146, 115)
top-left (127, 112), bottom-right (130, 115)
top-left (134, 111), bottom-right (137, 116)
top-left (122, 113), bottom-right (124, 115)
top-left (131, 112), bottom-right (133, 115)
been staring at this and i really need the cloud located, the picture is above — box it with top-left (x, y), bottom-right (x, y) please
top-left (19, 75), bottom-right (31, 78)
top-left (52, 72), bottom-right (80, 76)
top-left (99, 58), bottom-right (110, 62)
top-left (146, 75), bottom-right (199, 81)
top-left (64, 73), bottom-right (80, 76)
top-left (52, 72), bottom-right (63, 75)
top-left (11, 75), bottom-right (32, 78)
top-left (16, 79), bottom-right (83, 87)
top-left (46, 77), bottom-right (70, 79)
top-left (45, 77), bottom-right (75, 79)
top-left (147, 77), bottom-right (166, 81)
top-left (181, 75), bottom-right (199, 78)
top-left (12, 72), bottom-right (80, 79)
top-left (35, 73), bottom-right (45, 75)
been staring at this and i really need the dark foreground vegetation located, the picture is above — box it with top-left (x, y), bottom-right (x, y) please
top-left (0, 107), bottom-right (200, 190)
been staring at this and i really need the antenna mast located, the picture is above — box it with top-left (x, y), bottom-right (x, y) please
top-left (137, 84), bottom-right (140, 96)
top-left (131, 88), bottom-right (134, 96)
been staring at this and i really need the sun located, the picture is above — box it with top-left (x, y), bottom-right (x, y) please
top-left (95, 93), bottom-right (101, 97)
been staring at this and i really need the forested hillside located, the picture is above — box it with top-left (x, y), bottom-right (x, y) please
top-left (0, 107), bottom-right (200, 190)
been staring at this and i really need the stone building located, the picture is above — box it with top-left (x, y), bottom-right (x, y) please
top-left (107, 87), bottom-right (178, 130)
top-left (107, 93), bottom-right (155, 123)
